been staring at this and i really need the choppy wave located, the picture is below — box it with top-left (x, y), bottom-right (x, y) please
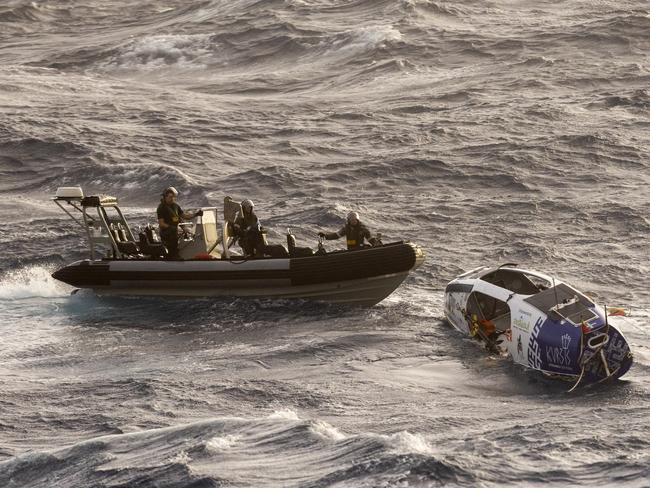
top-left (0, 135), bottom-right (207, 204)
top-left (2, 405), bottom-right (648, 487)
top-left (101, 33), bottom-right (218, 72)
top-left (0, 410), bottom-right (472, 488)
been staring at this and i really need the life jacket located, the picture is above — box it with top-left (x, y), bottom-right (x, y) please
top-left (479, 319), bottom-right (496, 336)
top-left (157, 201), bottom-right (182, 237)
top-left (469, 315), bottom-right (496, 339)
top-left (235, 211), bottom-right (259, 233)
top-left (345, 223), bottom-right (369, 249)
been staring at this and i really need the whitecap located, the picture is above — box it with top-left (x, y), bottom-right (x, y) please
top-left (102, 34), bottom-right (217, 71)
top-left (268, 408), bottom-right (301, 420)
top-left (206, 434), bottom-right (240, 452)
top-left (386, 431), bottom-right (435, 456)
top-left (309, 420), bottom-right (347, 441)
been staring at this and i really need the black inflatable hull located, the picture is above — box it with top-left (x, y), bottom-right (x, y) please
top-left (52, 242), bottom-right (425, 306)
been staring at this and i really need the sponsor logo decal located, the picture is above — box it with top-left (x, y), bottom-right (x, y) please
top-left (545, 333), bottom-right (572, 369)
top-left (513, 317), bottom-right (530, 332)
top-left (513, 310), bottom-right (533, 332)
top-left (608, 336), bottom-right (628, 364)
top-left (527, 317), bottom-right (543, 369)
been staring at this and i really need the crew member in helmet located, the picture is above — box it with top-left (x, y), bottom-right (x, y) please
top-left (233, 199), bottom-right (264, 257)
top-left (319, 212), bottom-right (378, 250)
top-left (157, 187), bottom-right (202, 259)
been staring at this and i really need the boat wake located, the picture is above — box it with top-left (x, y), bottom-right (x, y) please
top-left (0, 265), bottom-right (69, 300)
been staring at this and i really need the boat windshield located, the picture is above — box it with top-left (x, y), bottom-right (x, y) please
top-left (480, 268), bottom-right (550, 295)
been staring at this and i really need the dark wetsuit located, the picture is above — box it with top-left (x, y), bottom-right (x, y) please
top-left (234, 210), bottom-right (263, 256)
top-left (324, 222), bottom-right (372, 250)
top-left (157, 201), bottom-right (183, 259)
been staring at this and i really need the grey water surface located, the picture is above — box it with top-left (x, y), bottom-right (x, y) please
top-left (0, 0), bottom-right (649, 486)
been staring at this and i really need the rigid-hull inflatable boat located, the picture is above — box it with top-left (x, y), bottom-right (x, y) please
top-left (51, 187), bottom-right (424, 306)
top-left (444, 264), bottom-right (633, 389)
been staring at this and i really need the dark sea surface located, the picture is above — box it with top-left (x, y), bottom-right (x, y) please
top-left (0, 0), bottom-right (649, 486)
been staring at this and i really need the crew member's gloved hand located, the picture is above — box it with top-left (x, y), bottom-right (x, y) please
top-left (195, 209), bottom-right (204, 217)
top-left (318, 232), bottom-right (326, 238)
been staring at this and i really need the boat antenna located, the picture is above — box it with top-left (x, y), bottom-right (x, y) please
top-left (552, 276), bottom-right (560, 314)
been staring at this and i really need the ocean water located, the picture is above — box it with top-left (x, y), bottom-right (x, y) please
top-left (0, 0), bottom-right (649, 486)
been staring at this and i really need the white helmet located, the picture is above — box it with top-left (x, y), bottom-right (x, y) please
top-left (347, 211), bottom-right (359, 223)
top-left (163, 186), bottom-right (178, 197)
top-left (241, 199), bottom-right (254, 211)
